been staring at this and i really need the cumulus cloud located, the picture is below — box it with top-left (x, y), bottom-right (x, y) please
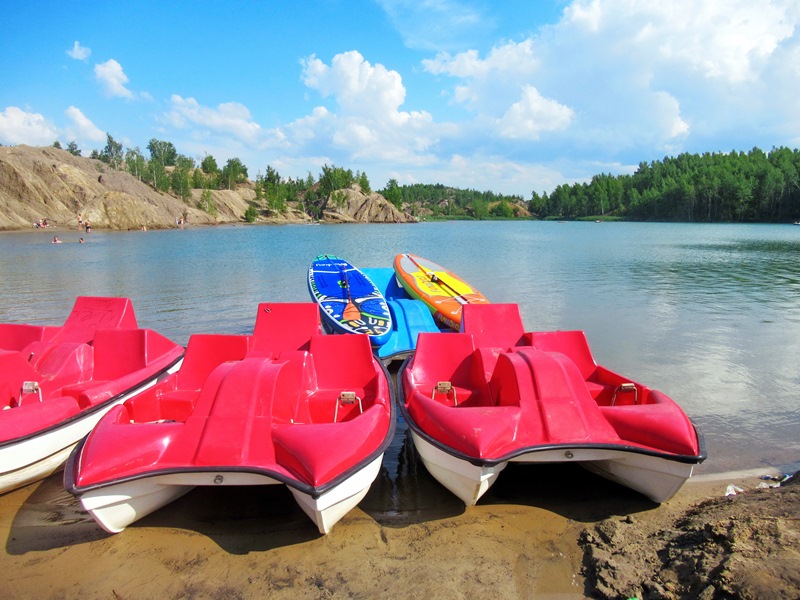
top-left (94, 59), bottom-right (134, 98)
top-left (560, 0), bottom-right (797, 84)
top-left (497, 86), bottom-right (574, 140)
top-left (418, 0), bottom-right (800, 164)
top-left (67, 41), bottom-right (91, 61)
top-left (297, 51), bottom-right (436, 162)
top-left (166, 95), bottom-right (265, 144)
top-left (65, 106), bottom-right (105, 142)
top-left (0, 107), bottom-right (59, 145)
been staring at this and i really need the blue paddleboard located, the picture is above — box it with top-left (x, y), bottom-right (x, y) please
top-left (307, 255), bottom-right (393, 346)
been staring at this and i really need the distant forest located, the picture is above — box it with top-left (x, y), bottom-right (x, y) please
top-left (532, 147), bottom-right (800, 222)
top-left (59, 135), bottom-right (800, 222)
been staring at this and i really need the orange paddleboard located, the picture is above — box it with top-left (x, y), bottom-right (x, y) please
top-left (393, 253), bottom-right (489, 330)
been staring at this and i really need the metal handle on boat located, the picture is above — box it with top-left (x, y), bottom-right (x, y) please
top-left (19, 381), bottom-right (43, 404)
top-left (611, 382), bottom-right (638, 406)
top-left (334, 391), bottom-right (363, 422)
top-left (433, 381), bottom-right (458, 406)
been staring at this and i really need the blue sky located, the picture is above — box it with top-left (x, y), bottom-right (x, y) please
top-left (2, 1), bottom-right (799, 196)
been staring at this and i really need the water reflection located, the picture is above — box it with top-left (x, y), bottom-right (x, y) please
top-left (1, 222), bottom-right (798, 474)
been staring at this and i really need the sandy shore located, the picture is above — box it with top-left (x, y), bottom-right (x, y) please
top-left (2, 459), bottom-right (796, 599)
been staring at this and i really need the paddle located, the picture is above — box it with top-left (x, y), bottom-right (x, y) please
top-left (404, 253), bottom-right (469, 305)
top-left (336, 260), bottom-right (362, 321)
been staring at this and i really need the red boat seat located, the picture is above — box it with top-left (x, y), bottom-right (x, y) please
top-left (55, 296), bottom-right (139, 344)
top-left (307, 334), bottom-right (376, 423)
top-left (528, 330), bottom-right (599, 380)
top-left (460, 304), bottom-right (526, 349)
top-left (412, 332), bottom-right (475, 385)
top-left (0, 324), bottom-right (47, 352)
top-left (176, 334), bottom-right (250, 390)
top-left (250, 303), bottom-right (321, 356)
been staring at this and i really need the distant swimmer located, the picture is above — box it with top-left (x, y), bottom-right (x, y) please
top-left (52, 236), bottom-right (62, 244)
top-left (79, 238), bottom-right (85, 244)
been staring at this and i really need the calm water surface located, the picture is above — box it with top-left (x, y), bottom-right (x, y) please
top-left (1, 221), bottom-right (799, 476)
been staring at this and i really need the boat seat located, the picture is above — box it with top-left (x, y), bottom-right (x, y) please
top-left (528, 330), bottom-right (599, 380)
top-left (250, 303), bottom-right (321, 355)
top-left (176, 334), bottom-right (250, 390)
top-left (0, 324), bottom-right (47, 352)
top-left (460, 304), bottom-right (526, 348)
top-left (55, 296), bottom-right (138, 344)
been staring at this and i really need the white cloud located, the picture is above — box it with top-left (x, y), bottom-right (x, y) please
top-left (559, 0), bottom-right (797, 84)
top-left (497, 85), bottom-right (574, 140)
top-left (94, 59), bottom-right (133, 99)
top-left (376, 0), bottom-right (489, 51)
top-left (67, 41), bottom-right (91, 61)
top-left (65, 106), bottom-right (105, 142)
top-left (416, 0), bottom-right (800, 167)
top-left (297, 51), bottom-right (436, 162)
top-left (166, 95), bottom-right (265, 144)
top-left (0, 106), bottom-right (59, 145)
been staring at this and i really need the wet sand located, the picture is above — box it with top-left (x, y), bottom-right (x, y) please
top-left (2, 458), bottom-right (784, 600)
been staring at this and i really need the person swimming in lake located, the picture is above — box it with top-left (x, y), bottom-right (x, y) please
top-left (79, 237), bottom-right (85, 244)
top-left (52, 236), bottom-right (62, 243)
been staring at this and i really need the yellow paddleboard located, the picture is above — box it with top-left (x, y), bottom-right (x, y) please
top-left (393, 253), bottom-right (489, 330)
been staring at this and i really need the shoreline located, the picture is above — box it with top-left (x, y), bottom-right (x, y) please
top-left (2, 461), bottom-right (797, 599)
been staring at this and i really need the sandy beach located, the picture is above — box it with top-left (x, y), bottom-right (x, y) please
top-left (2, 457), bottom-right (797, 599)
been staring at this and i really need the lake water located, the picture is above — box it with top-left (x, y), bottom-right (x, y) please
top-left (1, 221), bottom-right (799, 476)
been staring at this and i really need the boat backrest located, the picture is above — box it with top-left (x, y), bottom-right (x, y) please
top-left (92, 329), bottom-right (149, 379)
top-left (55, 296), bottom-right (139, 344)
top-left (460, 303), bottom-right (526, 349)
top-left (528, 330), bottom-right (598, 379)
top-left (177, 334), bottom-right (250, 390)
top-left (250, 303), bottom-right (322, 355)
top-left (411, 332), bottom-right (475, 386)
top-left (310, 333), bottom-right (376, 390)
top-left (0, 324), bottom-right (47, 352)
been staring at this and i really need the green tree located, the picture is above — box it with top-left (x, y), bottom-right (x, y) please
top-left (201, 154), bottom-right (219, 175)
top-left (52, 140), bottom-right (62, 149)
top-left (147, 139), bottom-right (178, 166)
top-left (198, 188), bottom-right (217, 216)
top-left (382, 179), bottom-right (402, 209)
top-left (66, 141), bottom-right (81, 156)
top-left (244, 205), bottom-right (259, 222)
top-left (357, 171), bottom-right (371, 194)
top-left (220, 157), bottom-right (248, 190)
top-left (100, 133), bottom-right (123, 169)
top-left (125, 147), bottom-right (146, 181)
top-left (170, 155), bottom-right (195, 201)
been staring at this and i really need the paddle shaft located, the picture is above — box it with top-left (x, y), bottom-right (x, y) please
top-left (404, 254), bottom-right (468, 303)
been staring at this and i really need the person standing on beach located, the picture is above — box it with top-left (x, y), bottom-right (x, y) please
top-left (85, 220), bottom-right (91, 233)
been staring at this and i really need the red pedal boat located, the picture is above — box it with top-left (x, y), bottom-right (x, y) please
top-left (65, 303), bottom-right (395, 534)
top-left (0, 297), bottom-right (184, 493)
top-left (399, 304), bottom-right (705, 505)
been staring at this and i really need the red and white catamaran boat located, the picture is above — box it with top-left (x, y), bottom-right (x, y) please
top-left (66, 303), bottom-right (394, 534)
top-left (399, 303), bottom-right (705, 506)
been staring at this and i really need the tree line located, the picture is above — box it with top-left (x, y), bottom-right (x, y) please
top-left (52, 135), bottom-right (800, 222)
top-left (532, 147), bottom-right (800, 222)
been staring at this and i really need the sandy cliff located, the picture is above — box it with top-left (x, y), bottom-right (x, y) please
top-left (0, 145), bottom-right (413, 230)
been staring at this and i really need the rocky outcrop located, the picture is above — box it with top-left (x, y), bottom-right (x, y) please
top-left (0, 145), bottom-right (415, 230)
top-left (322, 184), bottom-right (415, 223)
